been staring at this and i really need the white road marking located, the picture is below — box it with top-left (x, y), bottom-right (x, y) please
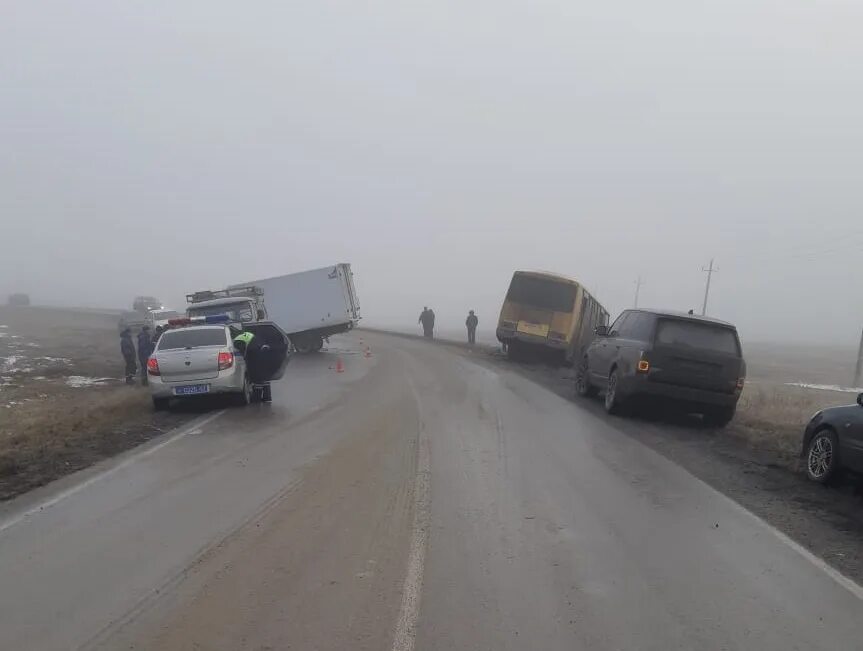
top-left (0, 409), bottom-right (226, 536)
top-left (392, 375), bottom-right (431, 651)
top-left (713, 480), bottom-right (863, 601)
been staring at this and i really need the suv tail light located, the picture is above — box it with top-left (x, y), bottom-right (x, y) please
top-left (218, 351), bottom-right (234, 371)
top-left (736, 377), bottom-right (745, 390)
top-left (147, 357), bottom-right (160, 376)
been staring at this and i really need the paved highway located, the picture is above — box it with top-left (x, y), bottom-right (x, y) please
top-left (0, 332), bottom-right (859, 650)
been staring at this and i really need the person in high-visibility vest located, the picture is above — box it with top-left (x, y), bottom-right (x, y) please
top-left (232, 329), bottom-right (272, 402)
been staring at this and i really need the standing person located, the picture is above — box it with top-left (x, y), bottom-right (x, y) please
top-left (427, 308), bottom-right (436, 339)
top-left (137, 325), bottom-right (154, 386)
top-left (120, 328), bottom-right (137, 386)
top-left (418, 307), bottom-right (431, 338)
top-left (465, 310), bottom-right (478, 345)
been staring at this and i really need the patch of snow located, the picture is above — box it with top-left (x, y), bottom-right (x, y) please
top-left (37, 356), bottom-right (70, 364)
top-left (65, 376), bottom-right (113, 388)
top-left (785, 382), bottom-right (863, 394)
top-left (1, 355), bottom-right (22, 373)
top-left (0, 324), bottom-right (7, 328)
top-left (24, 342), bottom-right (40, 348)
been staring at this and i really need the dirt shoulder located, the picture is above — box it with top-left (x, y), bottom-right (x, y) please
top-left (365, 328), bottom-right (863, 584)
top-left (0, 306), bottom-right (194, 501)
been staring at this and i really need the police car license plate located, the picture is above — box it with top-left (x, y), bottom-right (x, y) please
top-left (174, 384), bottom-right (209, 396)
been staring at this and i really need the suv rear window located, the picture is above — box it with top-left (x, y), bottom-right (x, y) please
top-left (654, 319), bottom-right (740, 355)
top-left (506, 276), bottom-right (576, 312)
top-left (158, 328), bottom-right (227, 350)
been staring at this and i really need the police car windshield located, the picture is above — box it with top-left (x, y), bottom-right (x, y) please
top-left (158, 328), bottom-right (228, 350)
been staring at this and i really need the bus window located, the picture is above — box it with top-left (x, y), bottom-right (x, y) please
top-left (505, 275), bottom-right (576, 312)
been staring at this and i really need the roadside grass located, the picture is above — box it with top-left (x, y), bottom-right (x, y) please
top-left (0, 387), bottom-right (162, 500)
top-left (730, 384), bottom-right (853, 469)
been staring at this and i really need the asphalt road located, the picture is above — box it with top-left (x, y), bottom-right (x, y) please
top-left (0, 332), bottom-right (860, 650)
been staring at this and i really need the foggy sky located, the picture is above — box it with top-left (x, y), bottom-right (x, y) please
top-left (3, 1), bottom-right (862, 345)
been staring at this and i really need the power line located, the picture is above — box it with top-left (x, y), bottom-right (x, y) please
top-left (701, 259), bottom-right (718, 316)
top-left (633, 275), bottom-right (644, 308)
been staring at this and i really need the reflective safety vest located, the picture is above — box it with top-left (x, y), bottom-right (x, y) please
top-left (233, 331), bottom-right (255, 347)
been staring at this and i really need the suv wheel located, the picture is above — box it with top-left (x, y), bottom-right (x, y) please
top-left (604, 369), bottom-right (626, 415)
top-left (806, 428), bottom-right (841, 484)
top-left (575, 359), bottom-right (597, 398)
top-left (703, 406), bottom-right (735, 428)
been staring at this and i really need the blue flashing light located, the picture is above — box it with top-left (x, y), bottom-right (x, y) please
top-left (204, 314), bottom-right (231, 324)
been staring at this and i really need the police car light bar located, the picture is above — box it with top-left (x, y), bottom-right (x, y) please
top-left (166, 314), bottom-right (231, 327)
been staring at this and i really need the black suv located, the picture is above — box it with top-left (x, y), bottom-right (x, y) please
top-left (575, 309), bottom-right (746, 426)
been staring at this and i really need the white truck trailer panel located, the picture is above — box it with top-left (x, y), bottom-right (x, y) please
top-left (231, 264), bottom-right (360, 336)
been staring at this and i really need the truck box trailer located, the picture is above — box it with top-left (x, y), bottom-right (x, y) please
top-left (234, 264), bottom-right (360, 352)
top-left (186, 263), bottom-right (360, 353)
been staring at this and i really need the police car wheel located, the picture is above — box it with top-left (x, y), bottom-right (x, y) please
top-left (235, 376), bottom-right (252, 406)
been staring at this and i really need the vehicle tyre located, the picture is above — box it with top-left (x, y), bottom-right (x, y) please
top-left (575, 359), bottom-right (598, 398)
top-left (235, 375), bottom-right (252, 407)
top-left (805, 428), bottom-right (842, 484)
top-left (311, 336), bottom-right (324, 353)
top-left (604, 369), bottom-right (626, 415)
top-left (703, 405), bottom-right (736, 428)
top-left (152, 397), bottom-right (170, 411)
top-left (261, 384), bottom-right (272, 403)
top-left (293, 336), bottom-right (313, 354)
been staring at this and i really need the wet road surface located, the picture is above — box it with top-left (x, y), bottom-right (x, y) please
top-left (0, 332), bottom-right (860, 650)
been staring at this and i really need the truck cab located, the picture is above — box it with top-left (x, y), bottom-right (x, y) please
top-left (186, 287), bottom-right (266, 324)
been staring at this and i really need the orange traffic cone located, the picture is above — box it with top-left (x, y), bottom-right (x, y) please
top-left (336, 357), bottom-right (345, 373)
top-left (364, 347), bottom-right (372, 358)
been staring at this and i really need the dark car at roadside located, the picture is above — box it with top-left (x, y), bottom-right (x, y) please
top-left (801, 394), bottom-right (863, 484)
top-left (575, 309), bottom-right (746, 427)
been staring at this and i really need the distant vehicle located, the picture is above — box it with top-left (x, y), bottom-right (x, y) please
top-left (146, 308), bottom-right (182, 331)
top-left (186, 263), bottom-right (361, 353)
top-left (801, 394), bottom-right (863, 483)
top-left (7, 293), bottom-right (30, 306)
top-left (133, 296), bottom-right (162, 312)
top-left (147, 319), bottom-right (291, 410)
top-left (496, 270), bottom-right (609, 363)
top-left (575, 309), bottom-right (746, 427)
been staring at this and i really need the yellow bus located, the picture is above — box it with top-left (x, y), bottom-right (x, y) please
top-left (496, 270), bottom-right (609, 363)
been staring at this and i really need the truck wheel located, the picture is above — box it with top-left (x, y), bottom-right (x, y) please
top-left (262, 384), bottom-right (272, 403)
top-left (311, 336), bottom-right (324, 352)
top-left (152, 397), bottom-right (170, 411)
top-left (293, 336), bottom-right (313, 354)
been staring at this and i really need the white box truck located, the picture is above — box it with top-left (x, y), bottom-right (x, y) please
top-left (186, 263), bottom-right (360, 353)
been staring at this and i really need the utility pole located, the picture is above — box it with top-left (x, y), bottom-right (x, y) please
top-left (701, 259), bottom-right (717, 316)
top-left (633, 275), bottom-right (643, 308)
top-left (855, 327), bottom-right (863, 387)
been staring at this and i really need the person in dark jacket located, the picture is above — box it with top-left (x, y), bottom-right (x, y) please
top-left (465, 310), bottom-right (478, 345)
top-left (120, 328), bottom-right (137, 385)
top-left (418, 307), bottom-right (435, 339)
top-left (137, 326), bottom-right (154, 386)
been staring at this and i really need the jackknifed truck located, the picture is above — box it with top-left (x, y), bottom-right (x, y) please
top-left (186, 263), bottom-right (361, 352)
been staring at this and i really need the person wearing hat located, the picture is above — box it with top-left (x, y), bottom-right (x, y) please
top-left (465, 310), bottom-right (479, 345)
